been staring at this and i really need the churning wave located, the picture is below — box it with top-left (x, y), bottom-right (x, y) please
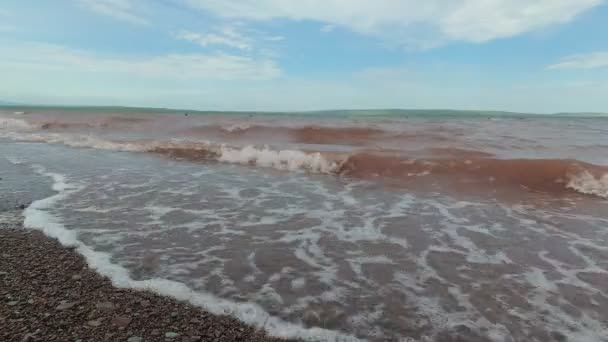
top-left (2, 128), bottom-right (607, 199)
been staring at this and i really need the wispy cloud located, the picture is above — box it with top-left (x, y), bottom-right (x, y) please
top-left (548, 52), bottom-right (608, 70)
top-left (320, 25), bottom-right (335, 33)
top-left (439, 0), bottom-right (603, 43)
top-left (265, 35), bottom-right (285, 42)
top-left (174, 25), bottom-right (285, 51)
top-left (0, 42), bottom-right (280, 80)
top-left (174, 26), bottom-right (252, 50)
top-left (78, 0), bottom-right (149, 26)
top-left (185, 0), bottom-right (603, 47)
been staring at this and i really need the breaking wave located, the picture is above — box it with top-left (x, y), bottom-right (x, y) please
top-left (221, 123), bottom-right (252, 133)
top-left (4, 131), bottom-right (608, 198)
top-left (217, 145), bottom-right (341, 173)
top-left (338, 153), bottom-right (608, 198)
top-left (0, 118), bottom-right (35, 131)
top-left (567, 171), bottom-right (608, 199)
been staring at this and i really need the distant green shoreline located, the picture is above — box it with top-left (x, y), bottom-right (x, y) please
top-left (1, 104), bottom-right (607, 118)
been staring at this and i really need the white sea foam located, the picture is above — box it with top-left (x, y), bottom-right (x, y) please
top-left (22, 165), bottom-right (359, 342)
top-left (3, 132), bottom-right (149, 152)
top-left (4, 130), bottom-right (345, 175)
top-left (218, 145), bottom-right (341, 174)
top-left (221, 123), bottom-right (251, 132)
top-left (567, 171), bottom-right (608, 199)
top-left (5, 156), bottom-right (25, 165)
top-left (24, 165), bottom-right (82, 246)
top-left (0, 117), bottom-right (33, 131)
top-left (291, 278), bottom-right (306, 290)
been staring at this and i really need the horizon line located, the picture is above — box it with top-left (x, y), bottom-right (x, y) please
top-left (1, 102), bottom-right (607, 117)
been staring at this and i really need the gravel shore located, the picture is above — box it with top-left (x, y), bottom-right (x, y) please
top-left (0, 218), bottom-right (292, 342)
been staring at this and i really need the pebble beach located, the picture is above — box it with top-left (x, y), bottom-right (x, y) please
top-left (0, 214), bottom-right (291, 342)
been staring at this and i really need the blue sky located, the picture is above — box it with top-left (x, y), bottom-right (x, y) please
top-left (1, 0), bottom-right (608, 113)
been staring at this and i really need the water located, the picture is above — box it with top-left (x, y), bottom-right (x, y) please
top-left (1, 108), bottom-right (607, 341)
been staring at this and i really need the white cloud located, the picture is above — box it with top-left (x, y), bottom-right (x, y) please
top-left (185, 0), bottom-right (602, 46)
top-left (548, 52), bottom-right (608, 70)
top-left (78, 0), bottom-right (149, 26)
top-left (0, 42), bottom-right (280, 81)
top-left (174, 26), bottom-right (252, 50)
top-left (439, 0), bottom-right (602, 42)
top-left (321, 25), bottom-right (335, 33)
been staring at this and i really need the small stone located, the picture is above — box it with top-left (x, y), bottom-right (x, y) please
top-left (165, 332), bottom-right (179, 339)
top-left (71, 274), bottom-right (81, 280)
top-left (1, 254), bottom-right (10, 258)
top-left (125, 308), bottom-right (132, 313)
top-left (8, 301), bottom-right (19, 306)
top-left (21, 333), bottom-right (35, 342)
top-left (27, 299), bottom-right (34, 305)
top-left (95, 301), bottom-right (115, 312)
top-left (127, 337), bottom-right (142, 342)
top-left (0, 271), bottom-right (7, 276)
top-left (171, 311), bottom-right (178, 317)
top-left (151, 329), bottom-right (161, 336)
top-left (112, 316), bottom-right (132, 328)
top-left (302, 309), bottom-right (320, 326)
top-left (87, 319), bottom-right (102, 327)
top-left (139, 299), bottom-right (151, 308)
top-left (551, 331), bottom-right (568, 342)
top-left (56, 301), bottom-right (77, 310)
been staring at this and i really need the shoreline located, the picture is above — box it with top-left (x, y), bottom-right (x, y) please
top-left (0, 216), bottom-right (292, 342)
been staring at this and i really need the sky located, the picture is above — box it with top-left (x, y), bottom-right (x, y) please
top-left (1, 0), bottom-right (608, 113)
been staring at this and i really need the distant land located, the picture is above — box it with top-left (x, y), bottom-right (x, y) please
top-left (0, 100), bottom-right (21, 106)
top-left (0, 102), bottom-right (606, 118)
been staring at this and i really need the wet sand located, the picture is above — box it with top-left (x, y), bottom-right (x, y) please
top-left (0, 216), bottom-right (291, 342)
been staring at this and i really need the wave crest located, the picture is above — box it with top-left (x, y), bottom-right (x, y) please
top-left (338, 153), bottom-right (608, 198)
top-left (567, 171), bottom-right (608, 199)
top-left (0, 118), bottom-right (34, 131)
top-left (4, 131), bottom-right (608, 198)
top-left (218, 145), bottom-right (342, 173)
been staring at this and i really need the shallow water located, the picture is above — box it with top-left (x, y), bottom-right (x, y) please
top-left (1, 110), bottom-right (608, 341)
